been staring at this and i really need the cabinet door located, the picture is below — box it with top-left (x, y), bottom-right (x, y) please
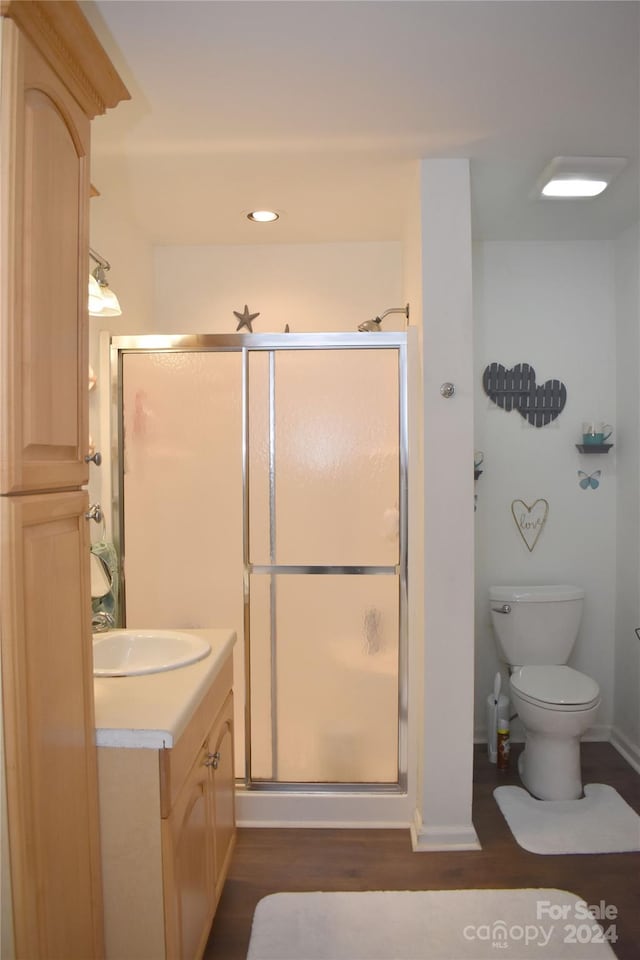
top-left (210, 693), bottom-right (236, 903)
top-left (0, 490), bottom-right (104, 958)
top-left (0, 22), bottom-right (90, 493)
top-left (163, 744), bottom-right (215, 960)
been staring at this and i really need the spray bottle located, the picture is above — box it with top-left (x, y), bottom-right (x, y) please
top-left (497, 717), bottom-right (511, 771)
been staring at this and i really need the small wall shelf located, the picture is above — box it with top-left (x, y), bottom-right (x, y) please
top-left (575, 444), bottom-right (613, 454)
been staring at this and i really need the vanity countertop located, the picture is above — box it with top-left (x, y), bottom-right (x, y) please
top-left (93, 628), bottom-right (236, 750)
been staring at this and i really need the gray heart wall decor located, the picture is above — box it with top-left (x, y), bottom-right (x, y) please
top-left (483, 362), bottom-right (566, 427)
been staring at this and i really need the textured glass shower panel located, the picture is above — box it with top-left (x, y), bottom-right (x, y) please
top-left (249, 574), bottom-right (399, 783)
top-left (247, 351), bottom-right (271, 564)
top-left (248, 349), bottom-right (400, 567)
top-left (121, 351), bottom-right (245, 771)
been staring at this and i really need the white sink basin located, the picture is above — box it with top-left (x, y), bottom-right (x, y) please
top-left (93, 629), bottom-right (211, 677)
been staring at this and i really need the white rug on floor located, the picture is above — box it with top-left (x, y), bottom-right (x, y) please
top-left (247, 889), bottom-right (618, 959)
top-left (494, 783), bottom-right (640, 855)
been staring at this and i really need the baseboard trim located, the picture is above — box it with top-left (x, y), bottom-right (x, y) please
top-left (475, 724), bottom-right (612, 744)
top-left (410, 810), bottom-right (481, 852)
top-left (235, 788), bottom-right (415, 828)
top-left (610, 726), bottom-right (640, 775)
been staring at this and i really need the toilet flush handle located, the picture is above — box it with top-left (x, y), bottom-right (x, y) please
top-left (492, 604), bottom-right (512, 614)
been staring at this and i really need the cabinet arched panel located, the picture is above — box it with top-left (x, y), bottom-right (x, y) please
top-left (23, 90), bottom-right (82, 450)
top-left (1, 29), bottom-right (90, 493)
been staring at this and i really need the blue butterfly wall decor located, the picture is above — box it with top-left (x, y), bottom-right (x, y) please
top-left (578, 470), bottom-right (601, 490)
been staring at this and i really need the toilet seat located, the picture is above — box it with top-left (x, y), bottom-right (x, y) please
top-left (510, 665), bottom-right (600, 712)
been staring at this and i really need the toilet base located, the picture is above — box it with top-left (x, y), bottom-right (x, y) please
top-left (518, 732), bottom-right (584, 801)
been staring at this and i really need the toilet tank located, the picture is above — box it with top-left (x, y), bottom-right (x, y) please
top-left (489, 585), bottom-right (584, 667)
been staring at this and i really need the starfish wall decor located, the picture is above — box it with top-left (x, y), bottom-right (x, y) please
top-left (234, 304), bottom-right (260, 332)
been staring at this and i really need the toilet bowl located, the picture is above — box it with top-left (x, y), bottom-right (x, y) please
top-left (489, 585), bottom-right (600, 801)
top-left (509, 665), bottom-right (600, 800)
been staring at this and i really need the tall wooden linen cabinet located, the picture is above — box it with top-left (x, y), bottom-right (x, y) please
top-left (0, 3), bottom-right (128, 955)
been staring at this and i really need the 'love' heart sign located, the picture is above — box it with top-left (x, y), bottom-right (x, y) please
top-left (511, 499), bottom-right (549, 552)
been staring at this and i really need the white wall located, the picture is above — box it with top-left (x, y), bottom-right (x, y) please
top-left (474, 241), bottom-right (617, 742)
top-left (88, 173), bottom-right (154, 510)
top-left (153, 241), bottom-right (402, 334)
top-left (613, 221), bottom-right (640, 769)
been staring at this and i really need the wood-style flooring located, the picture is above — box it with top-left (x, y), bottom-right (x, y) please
top-left (205, 743), bottom-right (640, 960)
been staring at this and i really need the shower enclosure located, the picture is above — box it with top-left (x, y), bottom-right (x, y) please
top-left (112, 333), bottom-right (408, 793)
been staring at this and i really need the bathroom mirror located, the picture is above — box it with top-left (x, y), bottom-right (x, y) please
top-left (90, 552), bottom-right (112, 598)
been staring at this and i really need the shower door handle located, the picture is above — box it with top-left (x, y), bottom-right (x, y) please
top-left (492, 604), bottom-right (511, 614)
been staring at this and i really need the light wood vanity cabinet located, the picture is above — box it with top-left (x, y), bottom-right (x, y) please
top-left (0, 3), bottom-right (128, 957)
top-left (98, 658), bottom-right (236, 960)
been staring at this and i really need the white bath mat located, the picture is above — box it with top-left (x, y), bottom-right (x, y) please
top-left (247, 888), bottom-right (618, 959)
top-left (494, 783), bottom-right (640, 855)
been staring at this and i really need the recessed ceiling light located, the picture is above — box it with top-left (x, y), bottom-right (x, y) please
top-left (536, 156), bottom-right (627, 199)
top-left (247, 210), bottom-right (279, 223)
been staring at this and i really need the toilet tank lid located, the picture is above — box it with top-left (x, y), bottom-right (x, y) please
top-left (489, 585), bottom-right (584, 603)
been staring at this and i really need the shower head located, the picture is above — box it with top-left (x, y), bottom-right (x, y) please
top-left (358, 303), bottom-right (409, 332)
top-left (357, 317), bottom-right (382, 332)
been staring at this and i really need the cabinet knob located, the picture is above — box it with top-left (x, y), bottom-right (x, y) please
top-left (204, 751), bottom-right (220, 769)
top-left (85, 451), bottom-right (102, 466)
top-left (85, 504), bottom-right (103, 524)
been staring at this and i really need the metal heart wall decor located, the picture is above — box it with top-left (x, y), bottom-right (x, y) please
top-left (511, 498), bottom-right (549, 552)
top-left (483, 363), bottom-right (566, 427)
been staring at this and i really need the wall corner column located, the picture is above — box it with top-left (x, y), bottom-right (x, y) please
top-left (411, 159), bottom-right (479, 851)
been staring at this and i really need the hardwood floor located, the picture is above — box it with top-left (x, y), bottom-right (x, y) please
top-left (205, 743), bottom-right (640, 959)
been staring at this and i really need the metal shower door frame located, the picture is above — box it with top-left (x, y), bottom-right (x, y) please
top-left (111, 332), bottom-right (409, 794)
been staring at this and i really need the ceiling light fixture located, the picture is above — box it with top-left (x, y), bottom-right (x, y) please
top-left (542, 179), bottom-right (608, 198)
top-left (247, 210), bottom-right (279, 223)
top-left (88, 248), bottom-right (122, 317)
top-left (536, 156), bottom-right (627, 199)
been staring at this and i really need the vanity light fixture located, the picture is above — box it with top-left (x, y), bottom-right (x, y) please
top-left (536, 156), bottom-right (627, 199)
top-left (247, 209), bottom-right (279, 223)
top-left (88, 273), bottom-right (104, 314)
top-left (88, 248), bottom-right (122, 317)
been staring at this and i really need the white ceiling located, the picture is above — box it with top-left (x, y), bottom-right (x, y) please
top-left (82, 0), bottom-right (640, 245)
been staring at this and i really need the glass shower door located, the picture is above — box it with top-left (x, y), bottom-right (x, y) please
top-left (121, 350), bottom-right (247, 774)
top-left (247, 348), bottom-right (403, 785)
top-left (118, 337), bottom-right (406, 790)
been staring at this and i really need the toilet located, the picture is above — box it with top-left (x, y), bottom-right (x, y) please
top-left (489, 585), bottom-right (600, 801)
